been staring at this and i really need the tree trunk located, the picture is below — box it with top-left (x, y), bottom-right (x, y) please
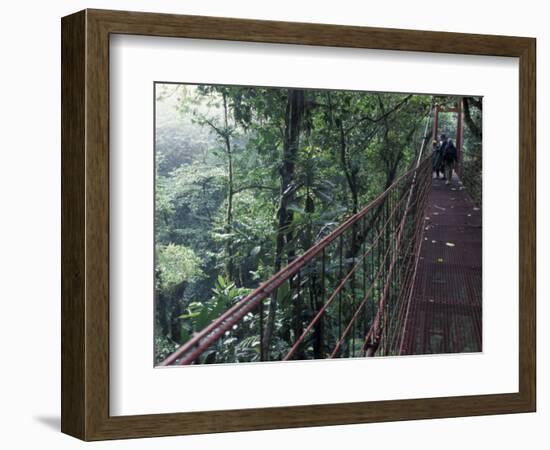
top-left (169, 282), bottom-right (187, 343)
top-left (462, 97), bottom-right (482, 140)
top-left (337, 118), bottom-right (359, 214)
top-left (222, 93), bottom-right (235, 282)
top-left (262, 88), bottom-right (305, 360)
top-left (157, 292), bottom-right (170, 339)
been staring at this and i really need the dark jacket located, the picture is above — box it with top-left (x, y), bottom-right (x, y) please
top-left (443, 139), bottom-right (457, 162)
top-left (432, 143), bottom-right (444, 170)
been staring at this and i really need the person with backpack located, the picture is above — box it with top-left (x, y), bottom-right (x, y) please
top-left (432, 134), bottom-right (445, 179)
top-left (441, 136), bottom-right (457, 185)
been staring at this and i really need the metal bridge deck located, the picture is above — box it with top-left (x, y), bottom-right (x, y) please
top-left (401, 174), bottom-right (482, 355)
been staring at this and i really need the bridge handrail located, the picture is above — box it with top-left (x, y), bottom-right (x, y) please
top-left (160, 153), bottom-right (432, 366)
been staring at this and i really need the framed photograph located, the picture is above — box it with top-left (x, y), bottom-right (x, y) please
top-left (61, 9), bottom-right (536, 440)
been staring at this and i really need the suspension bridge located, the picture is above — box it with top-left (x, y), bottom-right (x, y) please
top-left (160, 101), bottom-right (482, 366)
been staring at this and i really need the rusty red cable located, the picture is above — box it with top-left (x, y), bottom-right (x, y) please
top-left (159, 159), bottom-right (430, 366)
top-left (160, 105), bottom-right (435, 366)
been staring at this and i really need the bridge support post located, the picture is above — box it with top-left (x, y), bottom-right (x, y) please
top-left (432, 104), bottom-right (440, 142)
top-left (456, 98), bottom-right (464, 179)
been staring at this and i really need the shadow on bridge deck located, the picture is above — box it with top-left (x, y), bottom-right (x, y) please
top-left (401, 174), bottom-right (482, 355)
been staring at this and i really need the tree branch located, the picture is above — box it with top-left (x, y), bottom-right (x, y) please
top-left (345, 94), bottom-right (413, 134)
top-left (233, 184), bottom-right (277, 195)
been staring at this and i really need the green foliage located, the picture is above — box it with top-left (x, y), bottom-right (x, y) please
top-left (177, 276), bottom-right (256, 363)
top-left (154, 83), bottom-right (467, 364)
top-left (179, 275), bottom-right (250, 330)
top-left (156, 243), bottom-right (204, 292)
top-left (154, 329), bottom-right (178, 364)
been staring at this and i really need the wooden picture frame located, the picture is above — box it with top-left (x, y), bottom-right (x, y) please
top-left (61, 9), bottom-right (536, 441)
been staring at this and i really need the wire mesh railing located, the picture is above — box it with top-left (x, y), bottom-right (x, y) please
top-left (159, 154), bottom-right (433, 365)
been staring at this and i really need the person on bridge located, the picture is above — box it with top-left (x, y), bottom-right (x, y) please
top-left (431, 136), bottom-right (444, 179)
top-left (441, 136), bottom-right (458, 185)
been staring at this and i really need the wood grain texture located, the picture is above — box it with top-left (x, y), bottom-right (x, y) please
top-left (61, 10), bottom-right (86, 439)
top-left (518, 38), bottom-right (536, 410)
top-left (60, 8), bottom-right (536, 441)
